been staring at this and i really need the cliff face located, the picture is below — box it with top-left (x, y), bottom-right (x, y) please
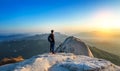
top-left (0, 53), bottom-right (119, 71)
top-left (56, 36), bottom-right (94, 57)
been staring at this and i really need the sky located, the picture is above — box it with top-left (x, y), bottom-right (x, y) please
top-left (0, 0), bottom-right (120, 34)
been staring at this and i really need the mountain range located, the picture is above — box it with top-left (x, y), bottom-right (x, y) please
top-left (0, 36), bottom-right (120, 71)
top-left (0, 33), bottom-right (120, 66)
top-left (0, 32), bottom-right (67, 60)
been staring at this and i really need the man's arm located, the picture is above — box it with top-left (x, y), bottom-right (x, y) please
top-left (52, 34), bottom-right (55, 43)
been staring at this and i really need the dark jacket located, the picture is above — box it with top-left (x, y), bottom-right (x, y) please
top-left (48, 33), bottom-right (55, 43)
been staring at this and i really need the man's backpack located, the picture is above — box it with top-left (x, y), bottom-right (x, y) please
top-left (48, 35), bottom-right (51, 42)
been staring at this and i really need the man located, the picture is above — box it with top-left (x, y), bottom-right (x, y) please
top-left (48, 30), bottom-right (55, 54)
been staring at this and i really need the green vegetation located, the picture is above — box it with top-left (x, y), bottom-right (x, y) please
top-left (0, 34), bottom-right (66, 60)
top-left (0, 39), bottom-right (60, 60)
top-left (90, 46), bottom-right (120, 66)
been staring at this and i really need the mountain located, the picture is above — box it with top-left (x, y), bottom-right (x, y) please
top-left (56, 36), bottom-right (120, 66)
top-left (0, 53), bottom-right (120, 71)
top-left (56, 36), bottom-right (93, 57)
top-left (74, 32), bottom-right (95, 37)
top-left (0, 34), bottom-right (31, 42)
top-left (74, 31), bottom-right (120, 38)
top-left (0, 32), bottom-right (67, 60)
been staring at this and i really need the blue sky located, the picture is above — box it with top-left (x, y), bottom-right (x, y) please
top-left (0, 0), bottom-right (120, 33)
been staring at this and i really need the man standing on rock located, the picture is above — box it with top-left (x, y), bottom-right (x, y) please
top-left (48, 30), bottom-right (55, 54)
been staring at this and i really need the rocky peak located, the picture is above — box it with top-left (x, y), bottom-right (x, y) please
top-left (56, 36), bottom-right (94, 57)
top-left (0, 53), bottom-right (119, 71)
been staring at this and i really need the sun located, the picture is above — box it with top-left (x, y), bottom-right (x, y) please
top-left (96, 22), bottom-right (114, 37)
top-left (91, 9), bottom-right (120, 37)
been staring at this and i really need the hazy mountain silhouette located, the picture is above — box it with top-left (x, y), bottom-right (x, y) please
top-left (0, 32), bottom-right (67, 60)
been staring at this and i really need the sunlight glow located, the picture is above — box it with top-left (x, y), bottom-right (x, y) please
top-left (84, 9), bottom-right (120, 37)
top-left (93, 10), bottom-right (120, 34)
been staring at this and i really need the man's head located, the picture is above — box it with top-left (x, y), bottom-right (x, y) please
top-left (51, 30), bottom-right (54, 33)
